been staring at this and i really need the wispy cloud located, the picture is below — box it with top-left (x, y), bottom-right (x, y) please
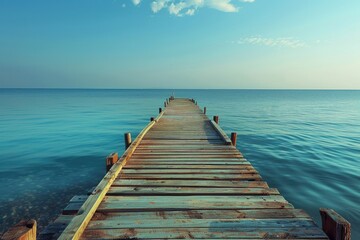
top-left (234, 37), bottom-right (306, 48)
top-left (132, 0), bottom-right (255, 16)
top-left (132, 0), bottom-right (141, 6)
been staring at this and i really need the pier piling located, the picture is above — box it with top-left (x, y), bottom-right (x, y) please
top-left (213, 115), bottom-right (219, 124)
top-left (2, 219), bottom-right (36, 240)
top-left (106, 152), bottom-right (118, 172)
top-left (231, 132), bottom-right (237, 146)
top-left (124, 133), bottom-right (132, 150)
top-left (320, 208), bottom-right (351, 240)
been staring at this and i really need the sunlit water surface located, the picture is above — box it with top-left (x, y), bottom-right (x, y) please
top-left (0, 89), bottom-right (359, 237)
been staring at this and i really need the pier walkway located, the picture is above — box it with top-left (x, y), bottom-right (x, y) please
top-left (43, 98), bottom-right (331, 239)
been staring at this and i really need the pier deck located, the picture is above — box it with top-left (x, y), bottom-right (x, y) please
top-left (48, 98), bottom-right (329, 239)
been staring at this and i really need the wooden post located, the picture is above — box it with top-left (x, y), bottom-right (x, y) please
top-left (213, 115), bottom-right (219, 124)
top-left (164, 101), bottom-right (167, 107)
top-left (105, 152), bottom-right (118, 172)
top-left (2, 219), bottom-right (37, 240)
top-left (231, 132), bottom-right (237, 147)
top-left (124, 133), bottom-right (132, 150)
top-left (204, 107), bottom-right (206, 115)
top-left (159, 108), bottom-right (162, 113)
top-left (319, 208), bottom-right (351, 240)
top-left (150, 117), bottom-right (155, 122)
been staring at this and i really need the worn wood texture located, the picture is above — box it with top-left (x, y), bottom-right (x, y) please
top-left (105, 152), bottom-right (118, 172)
top-left (50, 98), bottom-right (329, 239)
top-left (320, 208), bottom-right (351, 240)
top-left (1, 220), bottom-right (36, 240)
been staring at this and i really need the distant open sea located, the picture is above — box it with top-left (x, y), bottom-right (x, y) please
top-left (0, 89), bottom-right (359, 237)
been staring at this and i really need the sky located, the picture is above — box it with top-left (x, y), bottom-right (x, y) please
top-left (0, 0), bottom-right (359, 89)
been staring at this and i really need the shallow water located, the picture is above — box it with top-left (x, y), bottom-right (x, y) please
top-left (0, 89), bottom-right (359, 237)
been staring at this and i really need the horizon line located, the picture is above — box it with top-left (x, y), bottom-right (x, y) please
top-left (0, 87), bottom-right (359, 91)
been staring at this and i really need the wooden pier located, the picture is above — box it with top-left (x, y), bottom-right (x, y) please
top-left (3, 98), bottom-right (351, 240)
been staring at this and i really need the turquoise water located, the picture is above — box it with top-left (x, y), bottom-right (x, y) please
top-left (0, 89), bottom-right (359, 237)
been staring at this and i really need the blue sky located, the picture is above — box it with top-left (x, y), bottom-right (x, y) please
top-left (0, 0), bottom-right (359, 89)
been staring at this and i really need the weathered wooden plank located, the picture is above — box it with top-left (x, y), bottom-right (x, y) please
top-left (210, 120), bottom-right (232, 145)
top-left (107, 187), bottom-right (278, 196)
top-left (139, 140), bottom-right (225, 144)
top-left (91, 209), bottom-right (311, 221)
top-left (320, 208), bottom-right (350, 240)
top-left (134, 149), bottom-right (240, 153)
top-left (130, 158), bottom-right (246, 162)
top-left (136, 146), bottom-right (236, 150)
top-left (98, 195), bottom-right (293, 211)
top-left (124, 164), bottom-right (254, 169)
top-left (62, 195), bottom-right (88, 215)
top-left (129, 157), bottom-right (246, 161)
top-left (82, 227), bottom-right (328, 239)
top-left (142, 136), bottom-right (222, 140)
top-left (63, 202), bottom-right (84, 215)
top-left (133, 153), bottom-right (242, 157)
top-left (39, 215), bottom-right (74, 240)
top-left (1, 220), bottom-right (37, 240)
top-left (70, 195), bottom-right (88, 203)
top-left (145, 132), bottom-right (220, 135)
top-left (122, 169), bottom-right (258, 174)
top-left (127, 161), bottom-right (251, 165)
top-left (87, 218), bottom-right (318, 229)
top-left (112, 179), bottom-right (269, 188)
top-left (118, 173), bottom-right (262, 180)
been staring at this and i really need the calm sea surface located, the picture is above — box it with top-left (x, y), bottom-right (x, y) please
top-left (0, 89), bottom-right (359, 237)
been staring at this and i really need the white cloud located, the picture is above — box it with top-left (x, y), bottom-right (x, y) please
top-left (235, 37), bottom-right (306, 48)
top-left (151, 0), bottom-right (169, 13)
top-left (132, 0), bottom-right (141, 5)
top-left (133, 0), bottom-right (254, 16)
top-left (207, 0), bottom-right (238, 12)
top-left (168, 2), bottom-right (187, 16)
top-left (185, 8), bottom-right (196, 15)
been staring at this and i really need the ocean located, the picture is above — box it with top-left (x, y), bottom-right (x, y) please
top-left (0, 89), bottom-right (359, 237)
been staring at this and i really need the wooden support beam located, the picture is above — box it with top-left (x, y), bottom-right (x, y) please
top-left (124, 133), bottom-right (132, 150)
top-left (213, 115), bottom-right (219, 124)
top-left (150, 117), bottom-right (155, 122)
top-left (164, 101), bottom-right (167, 107)
top-left (2, 219), bottom-right (37, 240)
top-left (231, 132), bottom-right (237, 147)
top-left (210, 120), bottom-right (232, 145)
top-left (159, 108), bottom-right (162, 113)
top-left (320, 208), bottom-right (351, 240)
top-left (106, 152), bottom-right (118, 172)
top-left (203, 107), bottom-right (206, 115)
